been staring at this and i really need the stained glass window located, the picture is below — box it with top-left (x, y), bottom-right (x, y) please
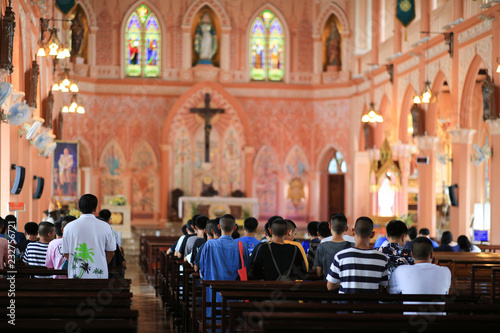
top-left (328, 151), bottom-right (347, 174)
top-left (249, 10), bottom-right (284, 81)
top-left (125, 5), bottom-right (161, 77)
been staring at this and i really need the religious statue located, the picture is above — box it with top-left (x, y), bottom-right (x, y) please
top-left (482, 75), bottom-right (496, 121)
top-left (287, 177), bottom-right (305, 208)
top-left (326, 22), bottom-right (341, 70)
top-left (58, 148), bottom-right (74, 195)
top-left (44, 91), bottom-right (54, 129)
top-left (71, 10), bottom-right (85, 59)
top-left (106, 146), bottom-right (121, 176)
top-left (194, 13), bottom-right (217, 64)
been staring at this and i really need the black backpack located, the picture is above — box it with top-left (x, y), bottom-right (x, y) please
top-left (268, 243), bottom-right (297, 281)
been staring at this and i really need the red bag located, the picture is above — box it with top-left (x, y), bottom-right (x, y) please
top-left (238, 241), bottom-right (247, 281)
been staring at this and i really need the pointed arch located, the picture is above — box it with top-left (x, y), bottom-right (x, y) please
top-left (426, 70), bottom-right (451, 136)
top-left (172, 126), bottom-right (193, 194)
top-left (181, 0), bottom-right (231, 29)
top-left (121, 1), bottom-right (165, 78)
top-left (73, 0), bottom-right (97, 28)
top-left (130, 140), bottom-right (158, 212)
top-left (461, 55), bottom-right (488, 128)
top-left (75, 138), bottom-right (93, 168)
top-left (245, 3), bottom-right (291, 83)
top-left (284, 145), bottom-right (309, 175)
top-left (131, 140), bottom-right (158, 170)
top-left (399, 85), bottom-right (417, 144)
top-left (99, 140), bottom-right (127, 174)
top-left (314, 1), bottom-right (350, 37)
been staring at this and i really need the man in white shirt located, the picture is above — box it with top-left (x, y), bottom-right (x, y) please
top-left (389, 237), bottom-right (451, 295)
top-left (63, 194), bottom-right (116, 279)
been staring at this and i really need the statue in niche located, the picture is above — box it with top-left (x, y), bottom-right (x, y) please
top-left (194, 13), bottom-right (217, 65)
top-left (326, 22), bottom-right (341, 70)
top-left (71, 9), bottom-right (85, 59)
top-left (482, 75), bottom-right (496, 121)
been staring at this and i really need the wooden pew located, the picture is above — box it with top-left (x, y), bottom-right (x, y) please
top-left (0, 267), bottom-right (67, 278)
top-left (139, 235), bottom-right (178, 273)
top-left (478, 244), bottom-right (500, 253)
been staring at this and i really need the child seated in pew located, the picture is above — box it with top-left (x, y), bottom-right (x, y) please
top-left (184, 215), bottom-right (208, 259)
top-left (315, 214), bottom-right (353, 280)
top-left (46, 216), bottom-right (76, 278)
top-left (23, 222), bottom-right (55, 278)
top-left (237, 217), bottom-right (261, 255)
top-left (192, 219), bottom-right (218, 271)
top-left (166, 224), bottom-right (188, 255)
top-left (250, 218), bottom-right (307, 281)
top-left (175, 217), bottom-right (198, 259)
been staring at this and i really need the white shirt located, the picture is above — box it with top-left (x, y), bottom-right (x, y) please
top-left (389, 262), bottom-right (451, 295)
top-left (321, 234), bottom-right (355, 243)
top-left (62, 214), bottom-right (116, 279)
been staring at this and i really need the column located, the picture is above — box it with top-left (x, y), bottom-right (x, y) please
top-left (312, 34), bottom-right (322, 84)
top-left (415, 136), bottom-right (440, 238)
top-left (88, 26), bottom-right (98, 67)
top-left (453, 0), bottom-right (463, 21)
top-left (244, 146), bottom-right (255, 198)
top-left (488, 120), bottom-right (500, 244)
top-left (181, 26), bottom-right (192, 69)
top-left (395, 144), bottom-right (413, 217)
top-left (220, 28), bottom-right (231, 71)
top-left (370, 0), bottom-right (381, 66)
top-left (351, 151), bottom-right (370, 220)
top-left (448, 128), bottom-right (476, 238)
top-left (160, 144), bottom-right (170, 223)
top-left (81, 167), bottom-right (92, 194)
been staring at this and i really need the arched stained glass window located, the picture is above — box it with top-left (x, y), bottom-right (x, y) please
top-left (250, 10), bottom-right (284, 81)
top-left (125, 5), bottom-right (161, 77)
top-left (328, 151), bottom-right (347, 174)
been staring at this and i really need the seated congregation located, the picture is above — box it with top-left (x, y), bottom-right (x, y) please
top-left (149, 213), bottom-right (500, 332)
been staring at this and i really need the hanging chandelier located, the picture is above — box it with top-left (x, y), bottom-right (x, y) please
top-left (413, 80), bottom-right (433, 104)
top-left (52, 68), bottom-right (78, 92)
top-left (362, 103), bottom-right (383, 123)
top-left (36, 1), bottom-right (71, 60)
top-left (61, 93), bottom-right (85, 114)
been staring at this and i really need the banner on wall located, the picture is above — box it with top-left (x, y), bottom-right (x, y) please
top-left (395, 0), bottom-right (416, 41)
top-left (52, 141), bottom-right (79, 202)
top-left (55, 0), bottom-right (76, 15)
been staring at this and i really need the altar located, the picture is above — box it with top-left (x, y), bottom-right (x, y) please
top-left (178, 196), bottom-right (259, 223)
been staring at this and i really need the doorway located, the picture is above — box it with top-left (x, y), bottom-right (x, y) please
top-left (328, 174), bottom-right (345, 217)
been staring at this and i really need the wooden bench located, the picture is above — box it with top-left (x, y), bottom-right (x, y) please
top-left (139, 235), bottom-right (178, 273)
top-left (0, 267), bottom-right (67, 278)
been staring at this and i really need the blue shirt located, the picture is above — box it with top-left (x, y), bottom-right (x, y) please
top-left (301, 238), bottom-right (320, 254)
top-left (374, 236), bottom-right (387, 248)
top-left (237, 236), bottom-right (260, 255)
top-left (199, 235), bottom-right (249, 281)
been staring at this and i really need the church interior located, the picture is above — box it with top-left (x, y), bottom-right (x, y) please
top-left (1, 0), bottom-right (500, 244)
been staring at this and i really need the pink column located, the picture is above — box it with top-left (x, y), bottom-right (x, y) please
top-left (244, 146), bottom-right (255, 197)
top-left (488, 120), bottom-right (500, 244)
top-left (453, 0), bottom-right (463, 21)
top-left (160, 144), bottom-right (170, 224)
top-left (415, 136), bottom-right (440, 238)
top-left (448, 129), bottom-right (476, 238)
top-left (396, 144), bottom-right (412, 217)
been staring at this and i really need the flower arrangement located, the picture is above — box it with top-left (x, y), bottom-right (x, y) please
top-left (109, 196), bottom-right (127, 206)
top-left (69, 208), bottom-right (82, 218)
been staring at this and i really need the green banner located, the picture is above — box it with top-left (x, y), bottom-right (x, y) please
top-left (56, 0), bottom-right (76, 15)
top-left (396, 0), bottom-right (416, 27)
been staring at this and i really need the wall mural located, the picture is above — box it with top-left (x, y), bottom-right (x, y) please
top-left (222, 127), bottom-right (241, 194)
top-left (285, 146), bottom-right (308, 217)
top-left (131, 141), bottom-right (157, 212)
top-left (173, 127), bottom-right (193, 195)
top-left (100, 142), bottom-right (126, 198)
top-left (253, 145), bottom-right (278, 218)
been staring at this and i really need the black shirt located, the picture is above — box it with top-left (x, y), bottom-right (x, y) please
top-left (250, 242), bottom-right (307, 281)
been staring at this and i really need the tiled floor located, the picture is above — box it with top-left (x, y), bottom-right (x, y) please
top-left (126, 256), bottom-right (173, 333)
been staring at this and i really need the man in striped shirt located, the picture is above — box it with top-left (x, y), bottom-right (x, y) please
top-left (326, 216), bottom-right (388, 293)
top-left (23, 222), bottom-right (55, 277)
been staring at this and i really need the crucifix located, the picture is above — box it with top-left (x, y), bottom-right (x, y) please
top-left (190, 93), bottom-right (225, 163)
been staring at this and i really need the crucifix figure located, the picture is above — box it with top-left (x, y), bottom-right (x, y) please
top-left (190, 93), bottom-right (225, 163)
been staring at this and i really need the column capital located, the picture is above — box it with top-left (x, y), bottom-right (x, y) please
top-left (89, 26), bottom-right (99, 34)
top-left (243, 145), bottom-right (255, 155)
top-left (487, 119), bottom-right (500, 136)
top-left (160, 144), bottom-right (171, 152)
top-left (448, 128), bottom-right (476, 144)
top-left (415, 136), bottom-right (440, 151)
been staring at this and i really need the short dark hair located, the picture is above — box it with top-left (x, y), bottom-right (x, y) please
top-left (0, 218), bottom-right (7, 234)
top-left (38, 222), bottom-right (55, 237)
top-left (441, 231), bottom-right (453, 245)
top-left (408, 226), bottom-right (418, 240)
top-left (181, 224), bottom-right (188, 236)
top-left (419, 228), bottom-right (430, 236)
top-left (186, 219), bottom-right (195, 233)
top-left (212, 218), bottom-right (221, 236)
top-left (457, 235), bottom-right (472, 252)
top-left (386, 220), bottom-right (408, 238)
top-left (206, 222), bottom-right (214, 237)
top-left (307, 221), bottom-right (319, 236)
top-left (220, 214), bottom-right (236, 232)
top-left (271, 219), bottom-right (288, 237)
top-left (24, 222), bottom-right (38, 236)
top-left (78, 194), bottom-right (98, 214)
top-left (268, 216), bottom-right (283, 225)
top-left (61, 215), bottom-right (77, 229)
top-left (195, 215), bottom-right (209, 230)
top-left (5, 214), bottom-right (16, 222)
top-left (264, 222), bottom-right (272, 237)
top-left (98, 209), bottom-right (112, 221)
top-left (331, 214), bottom-right (348, 235)
top-left (54, 221), bottom-right (63, 237)
top-left (412, 237), bottom-right (434, 260)
top-left (285, 219), bottom-right (296, 232)
top-left (354, 216), bottom-right (374, 238)
top-left (244, 217), bottom-right (258, 232)
top-left (317, 221), bottom-right (332, 238)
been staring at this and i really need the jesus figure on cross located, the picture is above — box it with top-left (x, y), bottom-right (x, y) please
top-left (190, 93), bottom-right (225, 163)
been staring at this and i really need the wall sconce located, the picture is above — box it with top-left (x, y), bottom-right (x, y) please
top-left (496, 57), bottom-right (500, 73)
top-left (62, 93), bottom-right (85, 114)
top-left (0, 0), bottom-right (15, 75)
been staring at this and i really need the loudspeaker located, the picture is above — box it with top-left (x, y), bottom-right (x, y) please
top-left (33, 176), bottom-right (44, 199)
top-left (449, 184), bottom-right (458, 207)
top-left (10, 165), bottom-right (26, 195)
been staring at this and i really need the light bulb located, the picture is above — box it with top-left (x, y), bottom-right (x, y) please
top-left (56, 50), bottom-right (65, 59)
top-left (368, 111), bottom-right (376, 118)
top-left (61, 86), bottom-right (69, 93)
top-left (496, 64), bottom-right (500, 74)
top-left (49, 42), bottom-right (58, 50)
top-left (62, 106), bottom-right (69, 113)
top-left (76, 106), bottom-right (85, 114)
top-left (408, 126), bottom-right (414, 134)
top-left (376, 115), bottom-right (383, 123)
top-left (49, 47), bottom-right (58, 56)
top-left (52, 83), bottom-right (60, 91)
top-left (413, 95), bottom-right (421, 104)
top-left (362, 115), bottom-right (369, 123)
top-left (70, 101), bottom-right (77, 109)
top-left (37, 47), bottom-right (46, 57)
top-left (69, 105), bottom-right (76, 113)
top-left (422, 91), bottom-right (431, 103)
top-left (63, 48), bottom-right (71, 58)
top-left (70, 83), bottom-right (79, 92)
top-left (62, 78), bottom-right (70, 86)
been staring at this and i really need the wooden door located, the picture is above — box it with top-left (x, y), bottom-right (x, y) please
top-left (328, 174), bottom-right (345, 217)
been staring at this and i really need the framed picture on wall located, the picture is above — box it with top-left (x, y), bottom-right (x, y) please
top-left (52, 141), bottom-right (79, 202)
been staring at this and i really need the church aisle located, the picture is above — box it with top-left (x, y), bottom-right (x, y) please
top-left (126, 256), bottom-right (173, 333)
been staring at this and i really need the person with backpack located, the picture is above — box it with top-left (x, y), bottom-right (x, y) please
top-left (250, 218), bottom-right (307, 281)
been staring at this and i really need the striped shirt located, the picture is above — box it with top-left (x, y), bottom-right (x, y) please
top-left (326, 247), bottom-right (389, 293)
top-left (23, 241), bottom-right (50, 267)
